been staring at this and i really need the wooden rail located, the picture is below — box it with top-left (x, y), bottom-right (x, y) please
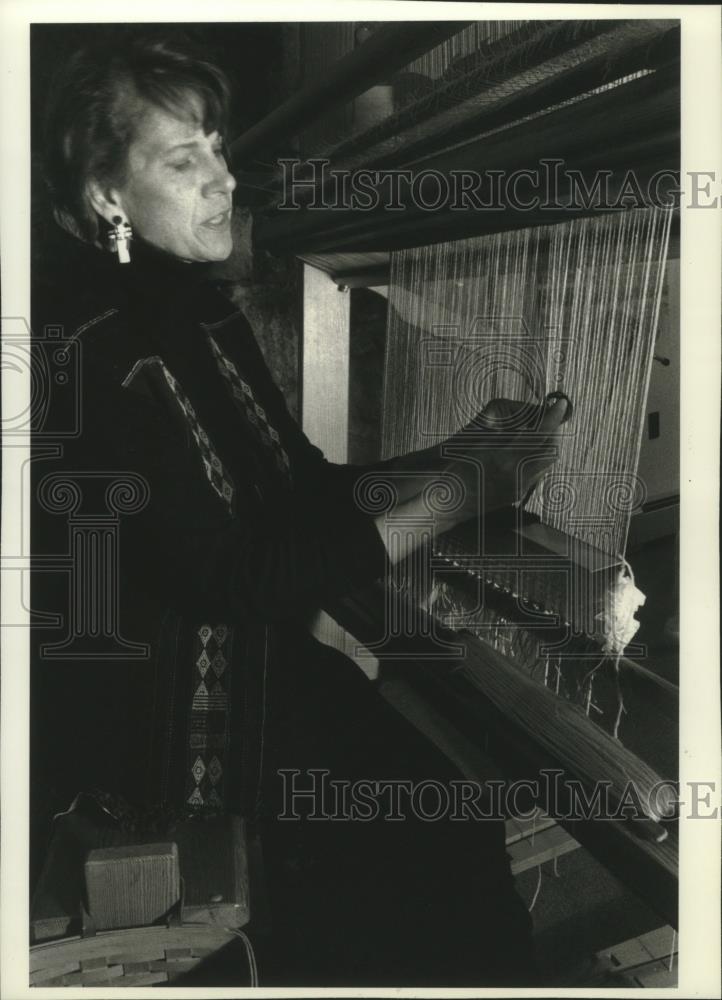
top-left (326, 581), bottom-right (678, 927)
top-left (229, 22), bottom-right (471, 164)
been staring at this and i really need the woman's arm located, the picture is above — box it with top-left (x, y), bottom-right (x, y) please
top-left (70, 352), bottom-right (389, 627)
top-left (210, 313), bottom-right (570, 580)
top-left (372, 396), bottom-right (569, 564)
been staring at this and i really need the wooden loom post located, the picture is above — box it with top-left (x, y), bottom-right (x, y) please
top-left (301, 264), bottom-right (348, 656)
top-left (300, 264), bottom-right (379, 676)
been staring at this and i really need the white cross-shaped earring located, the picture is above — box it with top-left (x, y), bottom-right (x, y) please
top-left (109, 215), bottom-right (133, 264)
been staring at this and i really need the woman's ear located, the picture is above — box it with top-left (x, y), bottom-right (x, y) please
top-left (86, 178), bottom-right (128, 225)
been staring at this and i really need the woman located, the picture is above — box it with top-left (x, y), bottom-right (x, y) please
top-left (31, 32), bottom-right (567, 985)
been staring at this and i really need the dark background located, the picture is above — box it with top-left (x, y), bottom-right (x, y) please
top-left (30, 23), bottom-right (287, 153)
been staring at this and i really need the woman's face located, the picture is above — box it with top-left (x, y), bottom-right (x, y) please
top-left (104, 95), bottom-right (237, 262)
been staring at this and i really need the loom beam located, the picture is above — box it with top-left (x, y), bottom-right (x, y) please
top-left (325, 581), bottom-right (678, 929)
top-left (255, 65), bottom-right (679, 255)
top-left (229, 22), bottom-right (472, 164)
top-left (292, 21), bottom-right (680, 183)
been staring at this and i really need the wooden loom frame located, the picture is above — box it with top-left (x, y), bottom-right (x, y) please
top-left (229, 18), bottom-right (681, 930)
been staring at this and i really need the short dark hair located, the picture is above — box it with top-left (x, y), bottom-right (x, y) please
top-left (42, 31), bottom-right (231, 242)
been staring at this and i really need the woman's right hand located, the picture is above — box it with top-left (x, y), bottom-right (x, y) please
top-left (373, 395), bottom-right (570, 563)
top-left (436, 395), bottom-right (570, 528)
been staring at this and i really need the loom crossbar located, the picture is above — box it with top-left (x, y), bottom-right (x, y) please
top-left (326, 581), bottom-right (678, 927)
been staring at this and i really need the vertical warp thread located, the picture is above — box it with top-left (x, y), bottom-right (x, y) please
top-left (381, 207), bottom-right (673, 556)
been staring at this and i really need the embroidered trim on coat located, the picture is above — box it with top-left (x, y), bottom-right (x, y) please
top-left (199, 309), bottom-right (246, 332)
top-left (186, 623), bottom-right (233, 811)
top-left (70, 307), bottom-right (120, 342)
top-left (123, 355), bottom-right (235, 514)
top-left (161, 364), bottom-right (236, 513)
top-left (120, 354), bottom-right (165, 388)
top-left (205, 332), bottom-right (292, 485)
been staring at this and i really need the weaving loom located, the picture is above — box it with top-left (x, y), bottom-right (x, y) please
top-left (239, 17), bottom-right (680, 925)
top-left (381, 205), bottom-right (672, 737)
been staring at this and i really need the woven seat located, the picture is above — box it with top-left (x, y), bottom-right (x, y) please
top-left (30, 923), bottom-right (251, 987)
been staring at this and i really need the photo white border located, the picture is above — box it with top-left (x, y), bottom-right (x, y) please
top-left (2, 2), bottom-right (720, 997)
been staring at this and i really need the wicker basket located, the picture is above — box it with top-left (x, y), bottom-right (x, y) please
top-left (30, 922), bottom-right (247, 987)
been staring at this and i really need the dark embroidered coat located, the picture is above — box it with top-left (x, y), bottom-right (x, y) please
top-left (30, 227), bottom-right (538, 987)
top-left (30, 226), bottom-right (389, 827)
